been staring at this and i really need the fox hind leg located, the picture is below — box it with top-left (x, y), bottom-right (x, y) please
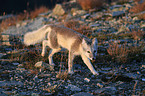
top-left (41, 40), bottom-right (61, 65)
top-left (41, 40), bottom-right (49, 57)
top-left (48, 48), bottom-right (61, 65)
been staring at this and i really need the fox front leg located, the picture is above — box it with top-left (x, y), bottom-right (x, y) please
top-left (81, 54), bottom-right (99, 75)
top-left (68, 51), bottom-right (75, 74)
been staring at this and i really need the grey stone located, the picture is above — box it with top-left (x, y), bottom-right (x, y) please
top-left (35, 61), bottom-right (54, 71)
top-left (0, 53), bottom-right (5, 59)
top-left (31, 93), bottom-right (39, 96)
top-left (66, 84), bottom-right (81, 91)
top-left (72, 92), bottom-right (94, 96)
top-left (101, 67), bottom-right (112, 71)
top-left (123, 73), bottom-right (139, 79)
top-left (110, 5), bottom-right (123, 10)
top-left (2, 91), bottom-right (13, 95)
top-left (97, 83), bottom-right (104, 88)
top-left (94, 88), bottom-right (106, 94)
top-left (0, 81), bottom-right (23, 87)
top-left (141, 65), bottom-right (145, 68)
top-left (12, 62), bottom-right (20, 66)
top-left (84, 78), bottom-right (90, 82)
top-left (112, 11), bottom-right (125, 17)
top-left (52, 4), bottom-right (65, 16)
top-left (142, 78), bottom-right (145, 82)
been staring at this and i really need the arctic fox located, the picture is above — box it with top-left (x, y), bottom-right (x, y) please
top-left (24, 25), bottom-right (99, 75)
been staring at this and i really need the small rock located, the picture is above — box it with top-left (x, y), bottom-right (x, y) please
top-left (142, 78), bottom-right (145, 82)
top-left (31, 93), bottom-right (39, 96)
top-left (101, 67), bottom-right (112, 71)
top-left (72, 92), bottom-right (94, 96)
top-left (141, 65), bottom-right (145, 68)
top-left (99, 71), bottom-right (109, 74)
top-left (81, 14), bottom-right (90, 19)
top-left (84, 78), bottom-right (90, 82)
top-left (35, 61), bottom-right (54, 71)
top-left (0, 81), bottom-right (23, 87)
top-left (16, 68), bottom-right (26, 71)
top-left (110, 5), bottom-right (123, 10)
top-left (123, 73), bottom-right (139, 79)
top-left (12, 62), bottom-right (19, 66)
top-left (105, 86), bottom-right (117, 94)
top-left (0, 53), bottom-right (5, 59)
top-left (66, 84), bottom-right (81, 92)
top-left (133, 17), bottom-right (139, 21)
top-left (111, 11), bottom-right (125, 17)
top-left (97, 83), bottom-right (104, 88)
top-left (1, 34), bottom-right (10, 41)
top-left (94, 88), bottom-right (106, 94)
top-left (2, 91), bottom-right (13, 95)
top-left (53, 4), bottom-right (65, 16)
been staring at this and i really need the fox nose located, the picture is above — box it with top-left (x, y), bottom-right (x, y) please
top-left (92, 57), bottom-right (96, 60)
top-left (90, 57), bottom-right (96, 60)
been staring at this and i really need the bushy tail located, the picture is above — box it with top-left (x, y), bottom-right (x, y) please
top-left (24, 25), bottom-right (51, 46)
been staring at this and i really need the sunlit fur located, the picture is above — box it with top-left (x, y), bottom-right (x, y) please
top-left (24, 25), bottom-right (99, 75)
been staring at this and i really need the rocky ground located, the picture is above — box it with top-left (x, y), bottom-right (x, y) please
top-left (0, 0), bottom-right (145, 95)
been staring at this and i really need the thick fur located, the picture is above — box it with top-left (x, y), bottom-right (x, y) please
top-left (24, 25), bottom-right (51, 45)
top-left (24, 25), bottom-right (99, 75)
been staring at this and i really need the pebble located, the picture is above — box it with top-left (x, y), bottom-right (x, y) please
top-left (142, 65), bottom-right (145, 68)
top-left (72, 92), bottom-right (94, 96)
top-left (84, 78), bottom-right (90, 82)
top-left (142, 79), bottom-right (145, 82)
top-left (0, 53), bottom-right (5, 59)
top-left (66, 84), bottom-right (81, 92)
top-left (97, 83), bottom-right (104, 88)
top-left (12, 62), bottom-right (19, 66)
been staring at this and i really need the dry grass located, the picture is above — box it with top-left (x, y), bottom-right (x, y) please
top-left (56, 70), bottom-right (69, 80)
top-left (128, 44), bottom-right (145, 62)
top-left (107, 40), bottom-right (145, 63)
top-left (107, 42), bottom-right (128, 63)
top-left (0, 6), bottom-right (48, 32)
top-left (77, 0), bottom-right (103, 10)
top-left (0, 16), bottom-right (17, 31)
top-left (129, 2), bottom-right (145, 13)
top-left (129, 1), bottom-right (145, 20)
top-left (131, 30), bottom-right (145, 40)
top-left (64, 20), bottom-right (80, 30)
top-left (138, 13), bottom-right (145, 20)
top-left (29, 6), bottom-right (48, 19)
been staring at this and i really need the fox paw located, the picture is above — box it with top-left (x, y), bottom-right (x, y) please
top-left (50, 63), bottom-right (55, 66)
top-left (41, 53), bottom-right (45, 57)
top-left (93, 71), bottom-right (99, 76)
top-left (68, 71), bottom-right (74, 75)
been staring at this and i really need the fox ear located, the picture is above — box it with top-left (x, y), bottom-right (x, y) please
top-left (82, 38), bottom-right (87, 46)
top-left (92, 38), bottom-right (98, 44)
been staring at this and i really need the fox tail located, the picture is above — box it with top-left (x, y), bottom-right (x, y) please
top-left (24, 25), bottom-right (51, 46)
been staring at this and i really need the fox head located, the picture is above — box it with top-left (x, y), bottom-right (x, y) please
top-left (81, 38), bottom-right (98, 60)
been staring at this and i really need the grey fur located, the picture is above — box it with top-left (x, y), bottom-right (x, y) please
top-left (48, 25), bottom-right (92, 52)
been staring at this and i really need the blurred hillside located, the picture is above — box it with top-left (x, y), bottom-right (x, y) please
top-left (0, 0), bottom-right (69, 15)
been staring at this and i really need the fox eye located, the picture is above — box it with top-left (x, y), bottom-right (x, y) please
top-left (87, 51), bottom-right (90, 53)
